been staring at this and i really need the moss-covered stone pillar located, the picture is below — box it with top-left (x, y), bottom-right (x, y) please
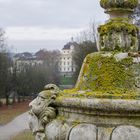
top-left (28, 1), bottom-right (140, 140)
top-left (99, 0), bottom-right (139, 52)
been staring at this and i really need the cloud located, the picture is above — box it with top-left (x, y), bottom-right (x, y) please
top-left (6, 26), bottom-right (86, 52)
top-left (0, 0), bottom-right (12, 3)
top-left (1, 0), bottom-right (107, 52)
top-left (8, 39), bottom-right (66, 53)
top-left (6, 26), bottom-right (85, 41)
top-left (0, 0), bottom-right (107, 28)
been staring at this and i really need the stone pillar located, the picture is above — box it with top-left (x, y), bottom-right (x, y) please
top-left (98, 0), bottom-right (139, 52)
top-left (28, 1), bottom-right (140, 140)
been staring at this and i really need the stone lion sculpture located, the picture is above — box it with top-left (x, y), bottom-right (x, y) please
top-left (28, 84), bottom-right (60, 140)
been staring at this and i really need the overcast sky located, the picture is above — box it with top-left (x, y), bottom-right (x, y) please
top-left (0, 0), bottom-right (107, 53)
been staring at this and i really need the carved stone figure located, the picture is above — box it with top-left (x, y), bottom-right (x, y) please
top-left (28, 84), bottom-right (59, 140)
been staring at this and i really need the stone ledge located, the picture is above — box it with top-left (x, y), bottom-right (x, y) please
top-left (56, 98), bottom-right (140, 113)
top-left (55, 98), bottom-right (140, 126)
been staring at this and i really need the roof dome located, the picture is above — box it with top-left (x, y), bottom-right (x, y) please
top-left (62, 42), bottom-right (78, 50)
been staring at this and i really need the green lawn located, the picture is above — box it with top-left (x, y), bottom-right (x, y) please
top-left (60, 76), bottom-right (75, 85)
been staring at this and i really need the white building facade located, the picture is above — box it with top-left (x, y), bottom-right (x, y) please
top-left (13, 53), bottom-right (43, 73)
top-left (59, 42), bottom-right (77, 77)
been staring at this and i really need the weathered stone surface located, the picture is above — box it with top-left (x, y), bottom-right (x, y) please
top-left (56, 98), bottom-right (140, 113)
top-left (98, 127), bottom-right (114, 140)
top-left (68, 124), bottom-right (97, 140)
top-left (28, 84), bottom-right (59, 140)
top-left (56, 98), bottom-right (140, 128)
top-left (45, 120), bottom-right (70, 140)
top-left (99, 0), bottom-right (139, 52)
top-left (111, 126), bottom-right (140, 140)
top-left (75, 52), bottom-right (140, 93)
top-left (28, 1), bottom-right (140, 140)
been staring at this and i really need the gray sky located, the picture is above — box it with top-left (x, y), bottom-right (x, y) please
top-left (0, 0), bottom-right (107, 52)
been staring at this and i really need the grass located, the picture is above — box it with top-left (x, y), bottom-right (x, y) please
top-left (12, 130), bottom-right (34, 140)
top-left (0, 101), bottom-right (30, 125)
top-left (60, 76), bottom-right (75, 85)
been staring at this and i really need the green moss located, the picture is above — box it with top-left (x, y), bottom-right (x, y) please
top-left (57, 52), bottom-right (140, 100)
top-left (72, 119), bottom-right (81, 126)
top-left (120, 57), bottom-right (133, 66)
top-left (106, 8), bottom-right (133, 12)
top-left (98, 21), bottom-right (139, 37)
top-left (57, 116), bottom-right (67, 123)
top-left (100, 0), bottom-right (138, 9)
top-left (58, 89), bottom-right (139, 100)
top-left (76, 53), bottom-right (135, 91)
top-left (110, 18), bottom-right (130, 22)
top-left (98, 21), bottom-right (139, 51)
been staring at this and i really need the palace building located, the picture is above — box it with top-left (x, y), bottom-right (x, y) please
top-left (59, 40), bottom-right (78, 77)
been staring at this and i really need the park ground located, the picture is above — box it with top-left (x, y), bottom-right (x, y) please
top-left (0, 101), bottom-right (34, 140)
top-left (0, 76), bottom-right (75, 140)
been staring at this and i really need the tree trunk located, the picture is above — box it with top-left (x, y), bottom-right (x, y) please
top-left (18, 95), bottom-right (21, 103)
top-left (12, 93), bottom-right (15, 104)
top-left (22, 93), bottom-right (25, 102)
top-left (5, 94), bottom-right (9, 106)
top-left (0, 98), bottom-right (2, 107)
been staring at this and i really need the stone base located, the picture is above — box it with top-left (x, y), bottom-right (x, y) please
top-left (45, 98), bottom-right (140, 140)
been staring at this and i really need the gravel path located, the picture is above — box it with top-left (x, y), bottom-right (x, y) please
top-left (0, 112), bottom-right (29, 140)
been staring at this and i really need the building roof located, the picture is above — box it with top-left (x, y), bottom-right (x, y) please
top-left (16, 56), bottom-right (37, 61)
top-left (14, 51), bottom-right (43, 61)
top-left (62, 42), bottom-right (78, 50)
top-left (14, 52), bottom-right (33, 58)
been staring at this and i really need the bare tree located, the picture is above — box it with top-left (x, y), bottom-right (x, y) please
top-left (12, 50), bottom-right (61, 100)
top-left (76, 22), bottom-right (98, 45)
top-left (72, 22), bottom-right (98, 83)
top-left (0, 52), bottom-right (12, 105)
top-left (73, 41), bottom-right (97, 83)
top-left (0, 28), bottom-right (12, 105)
top-left (0, 29), bottom-right (6, 51)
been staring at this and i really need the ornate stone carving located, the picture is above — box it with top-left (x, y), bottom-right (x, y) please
top-left (28, 0), bottom-right (140, 139)
top-left (28, 84), bottom-right (59, 140)
top-left (99, 0), bottom-right (139, 52)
